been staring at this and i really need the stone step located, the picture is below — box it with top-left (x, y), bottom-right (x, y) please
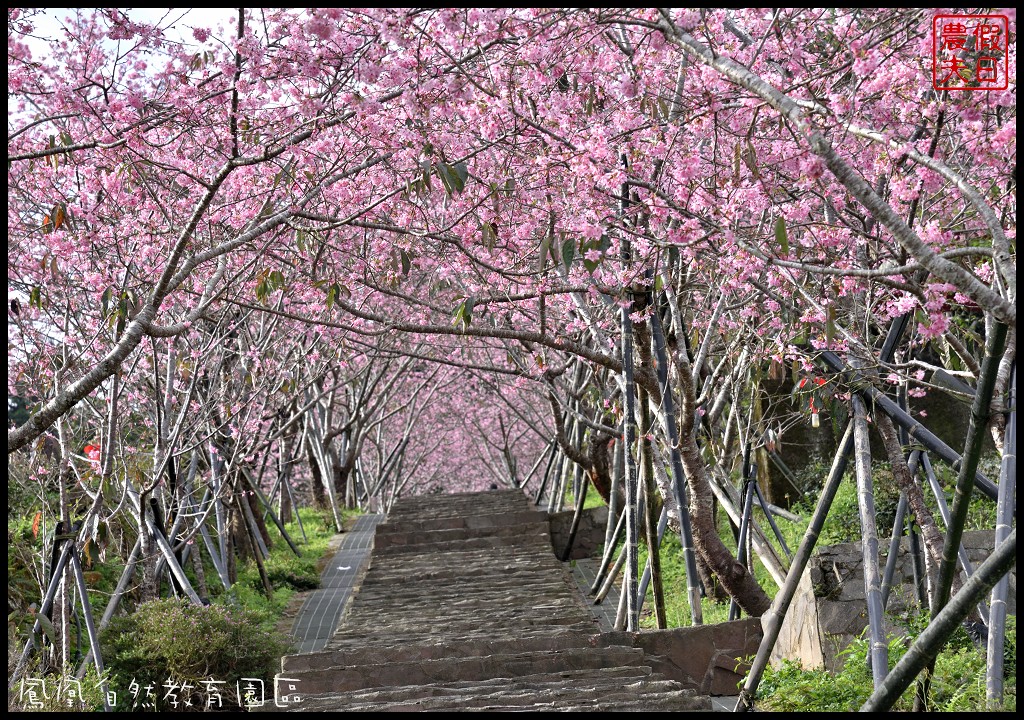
top-left (384, 490), bottom-right (531, 516)
top-left (339, 606), bottom-right (590, 628)
top-left (288, 668), bottom-right (710, 712)
top-left (286, 665), bottom-right (655, 709)
top-left (375, 509), bottom-right (549, 534)
top-left (323, 621), bottom-right (601, 651)
top-left (330, 685), bottom-right (710, 712)
top-left (355, 566), bottom-right (563, 588)
top-left (282, 645), bottom-right (650, 696)
top-left (283, 631), bottom-right (606, 673)
top-left (270, 490), bottom-right (748, 712)
top-left (372, 531), bottom-right (551, 556)
top-left (339, 588), bottom-right (589, 610)
top-left (359, 553), bottom-right (562, 578)
top-left (373, 521), bottom-right (551, 549)
top-left (331, 615), bottom-right (596, 643)
top-left (351, 578), bottom-right (582, 603)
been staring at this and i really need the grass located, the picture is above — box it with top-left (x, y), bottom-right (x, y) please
top-left (563, 485), bottom-right (609, 512)
top-left (757, 617), bottom-right (1016, 712)
top-left (210, 505), bottom-right (358, 632)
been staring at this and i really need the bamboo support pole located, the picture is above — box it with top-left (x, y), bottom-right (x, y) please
top-left (729, 478), bottom-right (757, 622)
top-left (735, 421), bottom-right (854, 712)
top-left (986, 365), bottom-right (1014, 707)
top-left (853, 394), bottom-right (888, 688)
top-left (590, 508), bottom-right (626, 594)
top-left (68, 551), bottom-right (112, 712)
top-left (650, 301), bottom-right (703, 625)
top-left (861, 528), bottom-right (1017, 713)
top-left (818, 350), bottom-right (998, 501)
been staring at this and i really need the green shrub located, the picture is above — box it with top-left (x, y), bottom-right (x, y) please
top-left (757, 617), bottom-right (1016, 712)
top-left (10, 662), bottom-right (109, 712)
top-left (101, 598), bottom-right (287, 711)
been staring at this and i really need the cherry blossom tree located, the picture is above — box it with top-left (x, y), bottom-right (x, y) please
top-left (8, 8), bottom-right (1015, 675)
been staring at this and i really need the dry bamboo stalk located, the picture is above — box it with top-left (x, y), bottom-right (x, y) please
top-left (852, 394), bottom-right (888, 689)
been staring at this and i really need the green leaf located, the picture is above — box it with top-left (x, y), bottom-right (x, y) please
top-left (419, 160), bottom-right (432, 192)
top-left (35, 611), bottom-right (56, 645)
top-left (452, 161), bottom-right (469, 190)
top-left (82, 538), bottom-right (100, 568)
top-left (774, 216), bottom-right (790, 257)
top-left (435, 162), bottom-right (466, 195)
top-left (654, 274), bottom-right (664, 293)
top-left (435, 163), bottom-right (454, 194)
top-left (561, 237), bottom-right (575, 272)
top-left (743, 140), bottom-right (760, 181)
top-left (481, 222), bottom-right (497, 249)
top-left (452, 297), bottom-right (476, 329)
top-left (326, 283), bottom-right (339, 309)
top-left (948, 350), bottom-right (963, 372)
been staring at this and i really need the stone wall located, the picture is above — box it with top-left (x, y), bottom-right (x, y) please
top-left (610, 618), bottom-right (763, 696)
top-left (778, 529), bottom-right (1016, 670)
top-left (548, 506), bottom-right (609, 560)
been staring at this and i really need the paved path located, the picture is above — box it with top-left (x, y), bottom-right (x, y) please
top-left (568, 556), bottom-right (621, 631)
top-left (289, 514), bottom-right (384, 653)
top-left (268, 491), bottom-right (715, 711)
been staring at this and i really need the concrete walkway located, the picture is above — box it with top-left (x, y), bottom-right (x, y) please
top-left (568, 556), bottom-right (621, 631)
top-left (289, 513), bottom-right (384, 653)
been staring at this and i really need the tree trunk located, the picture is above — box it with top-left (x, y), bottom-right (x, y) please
top-left (229, 497), bottom-right (251, 563)
top-left (678, 432), bottom-right (771, 616)
top-left (246, 480), bottom-right (272, 550)
top-left (305, 435), bottom-right (327, 508)
top-left (587, 432), bottom-right (622, 508)
top-left (139, 498), bottom-right (159, 602)
top-left (875, 413), bottom-right (947, 583)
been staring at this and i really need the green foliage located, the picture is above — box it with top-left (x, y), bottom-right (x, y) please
top-left (10, 661), bottom-right (110, 712)
top-left (791, 450), bottom-right (1003, 547)
top-left (92, 507), bottom-right (342, 710)
top-left (618, 457), bottom-right (1014, 713)
top-left (563, 486), bottom-right (607, 512)
top-left (265, 562), bottom-right (321, 591)
top-left (101, 598), bottom-right (287, 711)
top-left (757, 617), bottom-right (1016, 712)
top-left (637, 531), bottom-right (733, 628)
top-left (210, 505), bottom-right (343, 632)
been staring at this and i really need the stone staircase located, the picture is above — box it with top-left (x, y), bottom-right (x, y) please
top-left (270, 489), bottom-right (718, 711)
